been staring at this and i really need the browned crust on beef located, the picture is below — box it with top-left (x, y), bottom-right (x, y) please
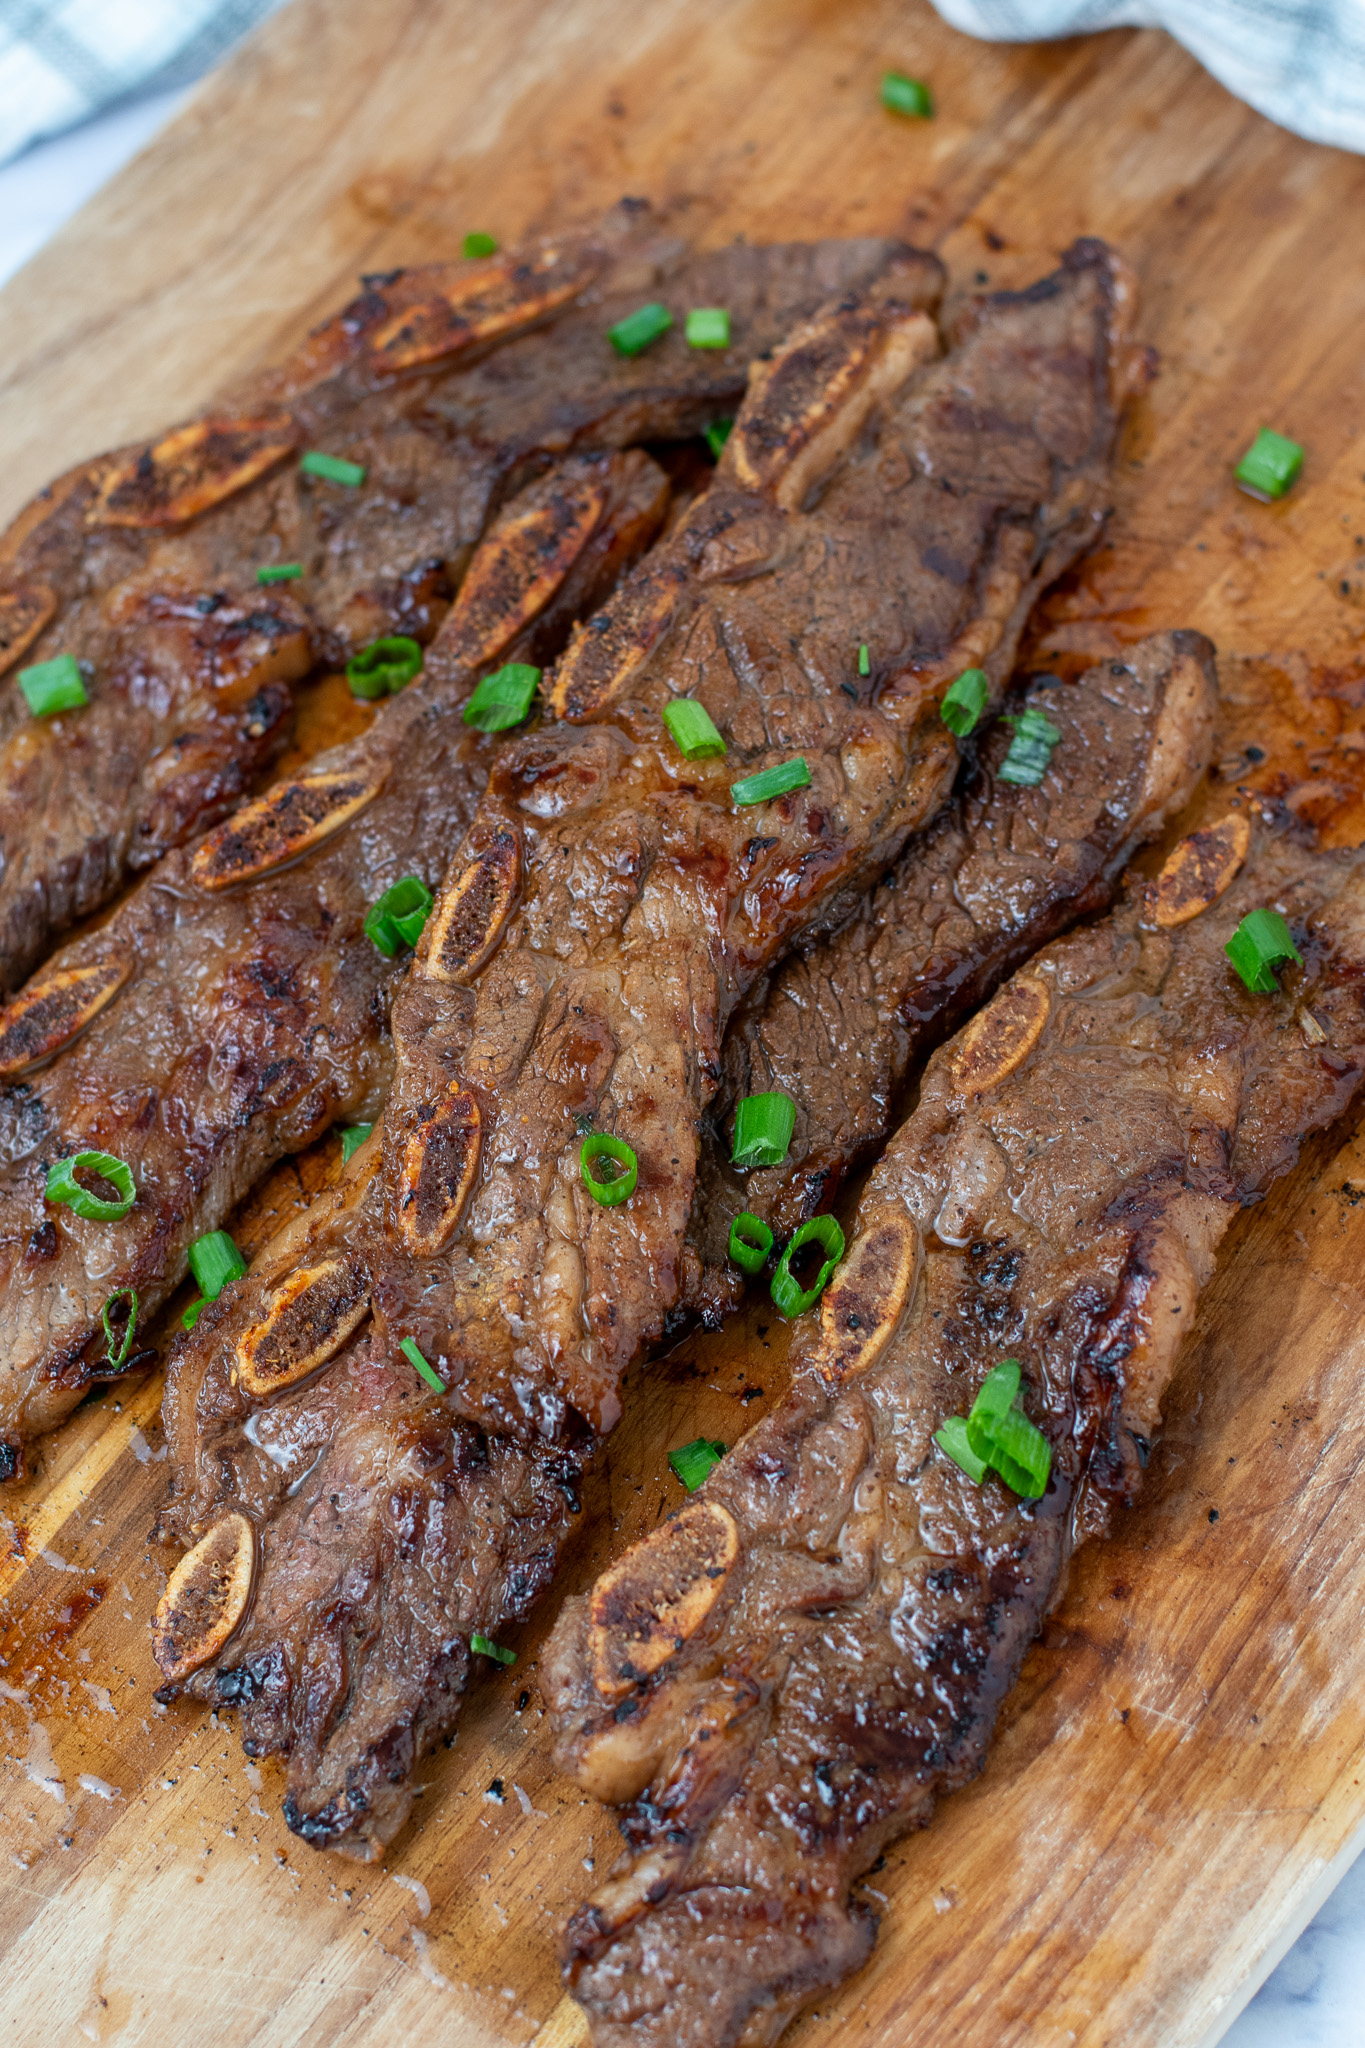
top-left (546, 816), bottom-right (1365, 2048)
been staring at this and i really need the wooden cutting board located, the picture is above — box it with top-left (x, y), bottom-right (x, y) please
top-left (3, 3), bottom-right (1365, 2044)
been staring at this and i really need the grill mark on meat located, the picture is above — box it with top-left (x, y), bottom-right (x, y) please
top-left (0, 449), bottom-right (674, 1473)
top-left (682, 633), bottom-right (1219, 1318)
top-left (154, 246), bottom-right (1135, 1858)
top-left (2, 207), bottom-right (910, 991)
top-left (546, 816), bottom-right (1365, 2048)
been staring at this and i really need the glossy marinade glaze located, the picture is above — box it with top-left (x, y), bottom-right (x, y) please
top-left (0, 206), bottom-right (911, 990)
top-left (546, 813), bottom-right (1365, 2048)
top-left (151, 245), bottom-right (1137, 1856)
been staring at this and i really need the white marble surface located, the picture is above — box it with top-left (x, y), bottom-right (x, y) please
top-left (0, 86), bottom-right (1362, 2048)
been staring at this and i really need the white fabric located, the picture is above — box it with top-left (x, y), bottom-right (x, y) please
top-left (932, 0), bottom-right (1365, 152)
top-left (0, 0), bottom-right (283, 165)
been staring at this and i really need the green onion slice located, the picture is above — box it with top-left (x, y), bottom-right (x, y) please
top-left (101, 1288), bottom-right (139, 1371)
top-left (858, 643), bottom-right (870, 678)
top-left (45, 1150), bottom-right (136, 1222)
top-left (607, 302), bottom-right (673, 357)
top-left (463, 232), bottom-right (499, 259)
top-left (181, 1297), bottom-right (208, 1333)
top-left (581, 1133), bottom-right (638, 1207)
top-left (662, 698), bottom-right (726, 760)
top-left (731, 756), bottom-right (811, 806)
top-left (346, 635), bottom-right (423, 700)
top-left (364, 875), bottom-right (434, 956)
top-left (470, 1631), bottom-right (517, 1664)
top-left (300, 450), bottom-right (366, 487)
top-left (256, 563), bottom-right (304, 584)
top-left (881, 70), bottom-right (934, 117)
top-left (940, 667), bottom-right (989, 737)
top-left (19, 654), bottom-right (87, 717)
top-left (685, 307), bottom-right (730, 349)
top-left (732, 1091), bottom-right (797, 1170)
top-left (340, 1123), bottom-right (373, 1163)
top-left (770, 1213), bottom-right (845, 1319)
top-left (728, 1212), bottom-right (774, 1273)
top-left (1225, 907), bottom-right (1303, 994)
top-left (938, 1357), bottom-right (1053, 1499)
top-left (669, 1437), bottom-right (727, 1492)
top-left (998, 706), bottom-right (1061, 787)
top-left (705, 417), bottom-right (734, 461)
top-left (400, 1335), bottom-right (446, 1392)
top-left (188, 1229), bottom-right (247, 1302)
top-left (462, 662), bottom-right (541, 732)
top-left (1235, 427), bottom-right (1303, 502)
top-left (934, 1415), bottom-right (990, 1485)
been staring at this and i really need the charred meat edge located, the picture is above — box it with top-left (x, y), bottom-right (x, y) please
top-left (545, 813), bottom-right (1365, 2048)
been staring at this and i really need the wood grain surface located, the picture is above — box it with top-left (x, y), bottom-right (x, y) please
top-left (2, 3), bottom-right (1365, 2045)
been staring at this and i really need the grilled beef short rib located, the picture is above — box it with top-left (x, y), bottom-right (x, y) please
top-left (153, 246), bottom-right (1138, 1856)
top-left (0, 205), bottom-right (912, 990)
top-left (547, 814), bottom-right (1365, 2048)
top-left (684, 630), bottom-right (1217, 1320)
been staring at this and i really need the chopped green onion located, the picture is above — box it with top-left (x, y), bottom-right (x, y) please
top-left (188, 1229), bottom-right (247, 1301)
top-left (346, 634), bottom-right (423, 700)
top-left (881, 71), bottom-right (934, 118)
top-left (728, 1212), bottom-right (774, 1274)
top-left (462, 662), bottom-right (541, 732)
top-left (770, 1213), bottom-right (845, 1319)
top-left (256, 563), bottom-right (304, 584)
top-left (365, 875), bottom-right (434, 956)
top-left (340, 1123), bottom-right (373, 1163)
top-left (934, 1415), bottom-right (990, 1484)
top-left (300, 450), bottom-right (366, 487)
top-left (608, 302), bottom-right (673, 357)
top-left (662, 698), bottom-right (726, 760)
top-left (940, 667), bottom-right (989, 737)
top-left (858, 643), bottom-right (870, 678)
top-left (581, 1133), bottom-right (638, 1207)
top-left (470, 1631), bottom-right (517, 1664)
top-left (978, 1401), bottom-right (1052, 1499)
top-left (1225, 907), bottom-right (1303, 994)
top-left (705, 417), bottom-right (734, 461)
top-left (1235, 427), bottom-right (1303, 502)
top-left (685, 308), bottom-right (731, 350)
top-left (401, 1335), bottom-right (446, 1392)
top-left (19, 654), bottom-right (87, 717)
top-left (45, 1151), bottom-right (136, 1222)
top-left (731, 756), bottom-right (811, 806)
top-left (181, 1297), bottom-right (208, 1333)
top-left (998, 706), bottom-right (1061, 787)
top-left (463, 232), bottom-right (499, 259)
top-left (938, 1357), bottom-right (1053, 1500)
top-left (100, 1289), bottom-right (139, 1371)
top-left (732, 1092), bottom-right (797, 1170)
top-left (669, 1437), bottom-right (727, 1492)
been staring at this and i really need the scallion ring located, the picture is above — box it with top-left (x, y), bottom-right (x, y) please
top-left (100, 1288), bottom-right (139, 1371)
top-left (662, 698), bottom-right (726, 760)
top-left (300, 450), bottom-right (366, 487)
top-left (1226, 908), bottom-right (1303, 994)
top-left (731, 1091), bottom-right (796, 1170)
top-left (462, 662), bottom-right (540, 732)
top-left (728, 1212), bottom-right (774, 1273)
top-left (940, 667), bottom-right (989, 737)
top-left (400, 1335), bottom-right (446, 1392)
top-left (45, 1150), bottom-right (136, 1222)
top-left (364, 875), bottom-right (433, 956)
top-left (19, 654), bottom-right (87, 717)
top-left (470, 1631), bottom-right (517, 1664)
top-left (346, 635), bottom-right (423, 700)
top-left (340, 1123), bottom-right (373, 1163)
top-left (669, 1437), bottom-right (726, 1492)
top-left (770, 1213), bottom-right (845, 1319)
top-left (581, 1133), bottom-right (638, 1207)
top-left (731, 757), bottom-right (811, 806)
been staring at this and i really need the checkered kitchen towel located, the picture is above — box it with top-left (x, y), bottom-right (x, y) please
top-left (0, 0), bottom-right (284, 165)
top-left (932, 0), bottom-right (1365, 152)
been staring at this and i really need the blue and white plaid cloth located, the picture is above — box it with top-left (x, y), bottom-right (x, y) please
top-left (932, 0), bottom-right (1365, 152)
top-left (0, 0), bottom-right (283, 165)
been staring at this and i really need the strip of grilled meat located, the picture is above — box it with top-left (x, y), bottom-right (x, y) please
top-left (0, 449), bottom-right (672, 1476)
top-left (547, 811), bottom-right (1365, 2048)
top-left (152, 244), bottom-right (1137, 1857)
top-left (0, 205), bottom-right (913, 991)
top-left (682, 631), bottom-right (1217, 1322)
